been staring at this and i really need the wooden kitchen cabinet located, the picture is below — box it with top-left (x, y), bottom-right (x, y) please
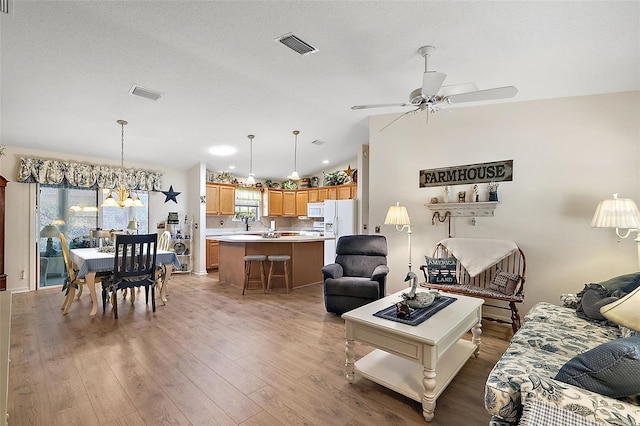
top-left (337, 185), bottom-right (352, 200)
top-left (263, 189), bottom-right (283, 216)
top-left (206, 183), bottom-right (235, 215)
top-left (296, 190), bottom-right (309, 216)
top-left (327, 187), bottom-right (337, 200)
top-left (318, 188), bottom-right (328, 201)
top-left (282, 191), bottom-right (296, 216)
top-left (206, 239), bottom-right (220, 269)
top-left (308, 188), bottom-right (319, 202)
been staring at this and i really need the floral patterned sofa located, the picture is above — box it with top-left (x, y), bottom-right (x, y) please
top-left (485, 275), bottom-right (640, 426)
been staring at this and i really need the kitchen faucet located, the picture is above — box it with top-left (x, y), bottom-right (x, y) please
top-left (242, 216), bottom-right (250, 231)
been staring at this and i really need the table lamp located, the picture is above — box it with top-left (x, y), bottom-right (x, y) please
top-left (591, 193), bottom-right (640, 265)
top-left (40, 224), bottom-right (59, 256)
top-left (385, 202), bottom-right (412, 271)
top-left (127, 220), bottom-right (138, 234)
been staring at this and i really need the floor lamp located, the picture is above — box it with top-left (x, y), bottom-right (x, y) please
top-left (591, 193), bottom-right (640, 332)
top-left (385, 202), bottom-right (412, 271)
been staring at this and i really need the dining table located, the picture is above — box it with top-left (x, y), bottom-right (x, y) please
top-left (69, 247), bottom-right (181, 316)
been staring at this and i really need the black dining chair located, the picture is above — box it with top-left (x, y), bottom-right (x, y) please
top-left (101, 233), bottom-right (158, 319)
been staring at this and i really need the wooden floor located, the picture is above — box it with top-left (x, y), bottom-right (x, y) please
top-left (8, 272), bottom-right (512, 426)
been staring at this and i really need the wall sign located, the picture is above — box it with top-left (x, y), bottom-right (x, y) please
top-left (419, 160), bottom-right (513, 188)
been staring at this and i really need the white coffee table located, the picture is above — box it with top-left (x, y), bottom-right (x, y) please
top-left (342, 289), bottom-right (483, 422)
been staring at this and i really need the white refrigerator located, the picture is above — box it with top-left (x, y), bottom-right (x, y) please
top-left (323, 199), bottom-right (358, 265)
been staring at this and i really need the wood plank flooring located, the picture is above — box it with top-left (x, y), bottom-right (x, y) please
top-left (8, 272), bottom-right (511, 425)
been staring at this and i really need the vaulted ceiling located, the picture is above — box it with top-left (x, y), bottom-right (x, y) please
top-left (2, 1), bottom-right (638, 181)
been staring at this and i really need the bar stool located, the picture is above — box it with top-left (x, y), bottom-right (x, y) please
top-left (243, 255), bottom-right (267, 295)
top-left (267, 255), bottom-right (291, 293)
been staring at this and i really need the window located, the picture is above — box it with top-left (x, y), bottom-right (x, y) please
top-left (38, 185), bottom-right (149, 288)
top-left (233, 188), bottom-right (261, 221)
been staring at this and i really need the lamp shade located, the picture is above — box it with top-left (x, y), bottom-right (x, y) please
top-left (591, 194), bottom-right (640, 229)
top-left (600, 286), bottom-right (640, 332)
top-left (127, 220), bottom-right (138, 230)
top-left (384, 203), bottom-right (411, 226)
top-left (40, 224), bottom-right (59, 238)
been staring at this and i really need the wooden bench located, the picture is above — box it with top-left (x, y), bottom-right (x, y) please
top-left (419, 241), bottom-right (526, 333)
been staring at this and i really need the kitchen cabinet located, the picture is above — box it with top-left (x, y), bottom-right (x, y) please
top-left (308, 188), bottom-right (319, 202)
top-left (283, 191), bottom-right (296, 216)
top-left (318, 188), bottom-right (329, 201)
top-left (337, 185), bottom-right (352, 200)
top-left (296, 190), bottom-right (309, 216)
top-left (263, 189), bottom-right (283, 216)
top-left (206, 239), bottom-right (220, 269)
top-left (327, 187), bottom-right (337, 200)
top-left (206, 183), bottom-right (235, 215)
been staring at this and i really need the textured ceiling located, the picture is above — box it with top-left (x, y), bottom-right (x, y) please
top-left (1, 1), bottom-right (639, 181)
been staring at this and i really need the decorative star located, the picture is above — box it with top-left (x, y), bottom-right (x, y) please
top-left (344, 164), bottom-right (354, 177)
top-left (161, 185), bottom-right (181, 203)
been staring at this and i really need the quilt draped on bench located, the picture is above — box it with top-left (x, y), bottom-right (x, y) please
top-left (439, 238), bottom-right (518, 277)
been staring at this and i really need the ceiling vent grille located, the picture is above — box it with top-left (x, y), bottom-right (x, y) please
top-left (1, 0), bottom-right (10, 14)
top-left (129, 84), bottom-right (162, 101)
top-left (276, 33), bottom-right (318, 56)
top-left (311, 139), bottom-right (326, 145)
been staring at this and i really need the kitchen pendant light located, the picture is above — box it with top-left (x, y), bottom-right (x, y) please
top-left (288, 130), bottom-right (301, 180)
top-left (246, 134), bottom-right (256, 185)
top-left (102, 120), bottom-right (142, 208)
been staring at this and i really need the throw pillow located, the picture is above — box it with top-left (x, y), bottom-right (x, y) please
top-left (575, 283), bottom-right (625, 325)
top-left (599, 272), bottom-right (640, 294)
top-left (554, 336), bottom-right (640, 398)
top-left (489, 269), bottom-right (521, 295)
top-left (424, 256), bottom-right (457, 284)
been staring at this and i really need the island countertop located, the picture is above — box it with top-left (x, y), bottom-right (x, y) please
top-left (217, 236), bottom-right (329, 290)
top-left (213, 234), bottom-right (332, 243)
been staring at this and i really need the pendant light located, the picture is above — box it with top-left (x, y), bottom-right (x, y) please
top-left (102, 120), bottom-right (143, 208)
top-left (288, 130), bottom-right (300, 180)
top-left (246, 134), bottom-right (256, 185)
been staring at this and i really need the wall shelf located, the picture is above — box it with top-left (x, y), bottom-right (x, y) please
top-left (425, 201), bottom-right (499, 218)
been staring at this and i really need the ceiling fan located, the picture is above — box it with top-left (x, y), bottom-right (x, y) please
top-left (351, 45), bottom-right (518, 130)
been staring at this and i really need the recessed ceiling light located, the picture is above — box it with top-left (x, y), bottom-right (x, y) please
top-left (322, 160), bottom-right (329, 164)
top-left (209, 145), bottom-right (237, 156)
top-left (228, 165), bottom-right (236, 169)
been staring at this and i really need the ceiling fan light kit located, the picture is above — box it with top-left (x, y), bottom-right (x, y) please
top-left (351, 44), bottom-right (518, 129)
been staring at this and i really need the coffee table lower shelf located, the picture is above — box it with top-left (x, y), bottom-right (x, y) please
top-left (355, 339), bottom-right (477, 402)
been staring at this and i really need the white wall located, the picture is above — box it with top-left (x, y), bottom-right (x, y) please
top-left (369, 91), bottom-right (640, 317)
top-left (0, 145), bottom-right (190, 292)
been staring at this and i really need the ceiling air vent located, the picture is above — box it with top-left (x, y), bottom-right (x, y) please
top-left (129, 84), bottom-right (163, 101)
top-left (311, 139), bottom-right (326, 145)
top-left (276, 33), bottom-right (318, 56)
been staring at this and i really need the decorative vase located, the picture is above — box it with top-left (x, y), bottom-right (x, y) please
top-left (489, 191), bottom-right (498, 202)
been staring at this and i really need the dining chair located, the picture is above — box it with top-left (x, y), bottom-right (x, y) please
top-left (158, 231), bottom-right (171, 251)
top-left (60, 232), bottom-right (102, 315)
top-left (101, 233), bottom-right (158, 319)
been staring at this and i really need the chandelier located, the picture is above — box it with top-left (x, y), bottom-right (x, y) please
top-left (102, 120), bottom-right (144, 208)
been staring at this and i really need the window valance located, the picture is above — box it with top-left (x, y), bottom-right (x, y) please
top-left (17, 157), bottom-right (162, 191)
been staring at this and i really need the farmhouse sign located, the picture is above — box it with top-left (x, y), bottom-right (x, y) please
top-left (419, 160), bottom-right (513, 188)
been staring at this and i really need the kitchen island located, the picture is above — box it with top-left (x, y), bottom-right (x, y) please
top-left (214, 234), bottom-right (333, 290)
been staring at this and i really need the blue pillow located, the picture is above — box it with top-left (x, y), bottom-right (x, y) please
top-left (555, 336), bottom-right (640, 398)
top-left (598, 272), bottom-right (640, 294)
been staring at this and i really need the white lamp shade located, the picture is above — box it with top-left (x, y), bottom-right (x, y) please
top-left (246, 174), bottom-right (256, 185)
top-left (384, 204), bottom-right (411, 226)
top-left (600, 286), bottom-right (640, 332)
top-left (289, 171), bottom-right (300, 181)
top-left (591, 194), bottom-right (640, 229)
top-left (40, 224), bottom-right (59, 238)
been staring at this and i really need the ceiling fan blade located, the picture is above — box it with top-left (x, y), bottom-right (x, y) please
top-left (351, 102), bottom-right (411, 110)
top-left (439, 82), bottom-right (478, 97)
top-left (422, 71), bottom-right (446, 96)
top-left (447, 86), bottom-right (518, 104)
